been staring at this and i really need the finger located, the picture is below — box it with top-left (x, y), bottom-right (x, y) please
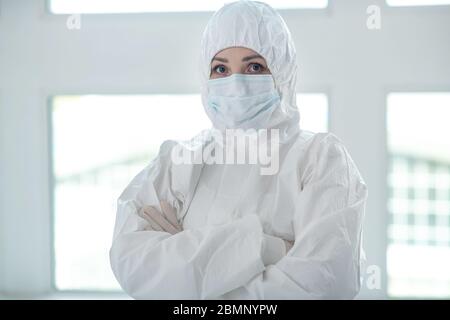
top-left (283, 239), bottom-right (294, 252)
top-left (144, 206), bottom-right (175, 233)
top-left (141, 207), bottom-right (164, 231)
top-left (147, 218), bottom-right (164, 232)
top-left (160, 201), bottom-right (182, 231)
top-left (145, 206), bottom-right (180, 235)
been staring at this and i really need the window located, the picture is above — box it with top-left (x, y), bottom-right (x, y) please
top-left (51, 94), bottom-right (210, 291)
top-left (387, 0), bottom-right (450, 6)
top-left (51, 93), bottom-right (328, 291)
top-left (49, 0), bottom-right (328, 14)
top-left (387, 92), bottom-right (450, 298)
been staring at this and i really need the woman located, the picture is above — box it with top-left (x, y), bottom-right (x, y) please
top-left (109, 0), bottom-right (368, 299)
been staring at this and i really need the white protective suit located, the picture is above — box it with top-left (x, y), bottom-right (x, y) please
top-left (109, 0), bottom-right (368, 299)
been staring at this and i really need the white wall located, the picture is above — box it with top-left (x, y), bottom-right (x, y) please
top-left (0, 0), bottom-right (449, 298)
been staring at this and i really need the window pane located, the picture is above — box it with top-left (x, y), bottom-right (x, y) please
top-left (387, 92), bottom-right (450, 298)
top-left (51, 94), bottom-right (210, 291)
top-left (50, 0), bottom-right (327, 14)
top-left (387, 0), bottom-right (450, 6)
top-left (52, 93), bottom-right (328, 291)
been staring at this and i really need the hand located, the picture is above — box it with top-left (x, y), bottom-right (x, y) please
top-left (261, 234), bottom-right (293, 266)
top-left (283, 239), bottom-right (294, 253)
top-left (141, 201), bottom-right (183, 235)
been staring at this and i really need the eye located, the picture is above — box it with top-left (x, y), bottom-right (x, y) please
top-left (212, 64), bottom-right (227, 74)
top-left (247, 63), bottom-right (265, 73)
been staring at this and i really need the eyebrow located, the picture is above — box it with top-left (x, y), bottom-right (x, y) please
top-left (212, 54), bottom-right (265, 63)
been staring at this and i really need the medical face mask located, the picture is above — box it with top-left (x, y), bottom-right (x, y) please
top-left (206, 73), bottom-right (281, 130)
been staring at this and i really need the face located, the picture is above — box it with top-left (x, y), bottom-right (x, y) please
top-left (209, 46), bottom-right (271, 79)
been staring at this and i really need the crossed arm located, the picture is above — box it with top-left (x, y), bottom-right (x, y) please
top-left (109, 134), bottom-right (367, 299)
top-left (141, 201), bottom-right (294, 262)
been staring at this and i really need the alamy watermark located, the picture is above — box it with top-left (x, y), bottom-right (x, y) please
top-left (171, 128), bottom-right (280, 175)
top-left (366, 5), bottom-right (381, 30)
top-left (361, 264), bottom-right (382, 290)
top-left (66, 14), bottom-right (81, 30)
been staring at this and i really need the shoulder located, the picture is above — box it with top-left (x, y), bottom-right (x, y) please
top-left (294, 130), bottom-right (365, 187)
top-left (150, 129), bottom-right (214, 163)
top-left (293, 130), bottom-right (348, 161)
top-left (138, 129), bottom-right (214, 181)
